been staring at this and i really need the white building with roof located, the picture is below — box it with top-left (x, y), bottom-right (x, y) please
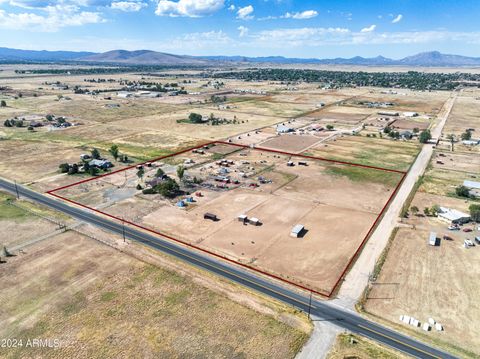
top-left (290, 224), bottom-right (305, 238)
top-left (463, 180), bottom-right (480, 190)
top-left (438, 207), bottom-right (470, 224)
top-left (276, 124), bottom-right (293, 133)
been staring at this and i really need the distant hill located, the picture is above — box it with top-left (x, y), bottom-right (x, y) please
top-left (0, 47), bottom-right (94, 62)
top-left (1, 47), bottom-right (480, 67)
top-left (79, 50), bottom-right (208, 65)
top-left (398, 51), bottom-right (480, 66)
top-left (202, 52), bottom-right (480, 67)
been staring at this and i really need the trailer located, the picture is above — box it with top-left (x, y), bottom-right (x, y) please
top-left (204, 213), bottom-right (218, 221)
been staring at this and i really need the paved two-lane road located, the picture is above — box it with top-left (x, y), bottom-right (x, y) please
top-left (0, 178), bottom-right (456, 359)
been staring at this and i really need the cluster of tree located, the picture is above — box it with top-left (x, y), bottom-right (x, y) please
top-left (211, 95), bottom-right (227, 103)
top-left (470, 204), bottom-right (480, 222)
top-left (422, 204), bottom-right (440, 217)
top-left (209, 69), bottom-right (480, 91)
top-left (108, 144), bottom-right (128, 162)
top-left (142, 178), bottom-right (180, 198)
top-left (59, 162), bottom-right (98, 176)
top-left (180, 112), bottom-right (243, 126)
top-left (383, 126), bottom-right (401, 139)
top-left (461, 130), bottom-right (472, 141)
top-left (3, 118), bottom-right (24, 127)
top-left (84, 78), bottom-right (117, 83)
top-left (419, 130), bottom-right (432, 143)
top-left (455, 185), bottom-right (475, 199)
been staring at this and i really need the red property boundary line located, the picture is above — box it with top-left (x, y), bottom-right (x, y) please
top-left (46, 141), bottom-right (407, 298)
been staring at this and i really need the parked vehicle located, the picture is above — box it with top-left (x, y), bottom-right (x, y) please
top-left (474, 237), bottom-right (480, 245)
top-left (463, 228), bottom-right (473, 233)
top-left (448, 225), bottom-right (460, 230)
top-left (442, 235), bottom-right (453, 241)
top-left (464, 239), bottom-right (474, 247)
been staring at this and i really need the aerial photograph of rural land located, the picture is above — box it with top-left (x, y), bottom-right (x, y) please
top-left (1, 0), bottom-right (480, 358)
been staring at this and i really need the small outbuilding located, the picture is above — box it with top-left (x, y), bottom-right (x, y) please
top-left (428, 232), bottom-right (439, 246)
top-left (276, 124), bottom-right (293, 133)
top-left (238, 214), bottom-right (248, 223)
top-left (249, 217), bottom-right (261, 226)
top-left (204, 212), bottom-right (218, 221)
top-left (291, 224), bottom-right (305, 238)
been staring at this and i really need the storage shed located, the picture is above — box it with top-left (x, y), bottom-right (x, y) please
top-left (204, 213), bottom-right (218, 221)
top-left (291, 224), bottom-right (305, 238)
top-left (429, 232), bottom-right (439, 246)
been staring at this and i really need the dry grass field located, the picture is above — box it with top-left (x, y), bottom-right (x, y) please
top-left (443, 92), bottom-right (480, 137)
top-left (0, 192), bottom-right (310, 359)
top-left (54, 144), bottom-right (402, 295)
top-left (305, 135), bottom-right (420, 172)
top-left (361, 91), bottom-right (480, 357)
top-left (364, 193), bottom-right (480, 358)
top-left (327, 333), bottom-right (407, 359)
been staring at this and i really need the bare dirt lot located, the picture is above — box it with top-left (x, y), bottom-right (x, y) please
top-left (53, 143), bottom-right (402, 295)
top-left (259, 134), bottom-right (322, 153)
top-left (390, 118), bottom-right (430, 131)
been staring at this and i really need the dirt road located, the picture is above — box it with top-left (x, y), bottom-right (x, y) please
top-left (333, 93), bottom-right (457, 308)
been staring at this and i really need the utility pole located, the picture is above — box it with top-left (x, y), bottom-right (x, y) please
top-left (122, 219), bottom-right (126, 242)
top-left (14, 180), bottom-right (19, 199)
top-left (307, 291), bottom-right (312, 320)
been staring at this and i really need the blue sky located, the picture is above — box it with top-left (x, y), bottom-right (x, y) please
top-left (0, 0), bottom-right (479, 58)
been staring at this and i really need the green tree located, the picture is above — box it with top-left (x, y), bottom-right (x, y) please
top-left (0, 100), bottom-right (6, 107)
top-left (155, 168), bottom-right (165, 178)
top-left (326, 124), bottom-right (334, 130)
top-left (89, 166), bottom-right (99, 176)
top-left (455, 185), bottom-right (471, 198)
top-left (423, 207), bottom-right (431, 216)
top-left (410, 206), bottom-right (419, 216)
top-left (91, 148), bottom-right (101, 159)
top-left (68, 163), bottom-right (79, 175)
top-left (109, 144), bottom-right (119, 160)
top-left (155, 178), bottom-right (180, 198)
top-left (430, 204), bottom-right (440, 216)
top-left (469, 204), bottom-right (480, 222)
top-left (137, 167), bottom-right (145, 181)
top-left (188, 112), bottom-right (203, 124)
top-left (461, 130), bottom-right (472, 141)
top-left (176, 165), bottom-right (185, 181)
top-left (59, 163), bottom-right (70, 173)
top-left (419, 130), bottom-right (432, 144)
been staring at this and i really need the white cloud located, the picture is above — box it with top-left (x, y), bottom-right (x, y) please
top-left (228, 4), bottom-right (234, 11)
top-left (360, 24), bottom-right (376, 33)
top-left (0, 4), bottom-right (105, 31)
top-left (392, 14), bottom-right (403, 23)
top-left (249, 27), bottom-right (480, 49)
top-left (283, 10), bottom-right (318, 20)
top-left (236, 4), bottom-right (253, 20)
top-left (237, 25), bottom-right (248, 37)
top-left (155, 0), bottom-right (224, 17)
top-left (111, 1), bottom-right (146, 12)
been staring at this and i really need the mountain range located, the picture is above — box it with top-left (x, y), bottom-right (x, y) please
top-left (1, 47), bottom-right (480, 67)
